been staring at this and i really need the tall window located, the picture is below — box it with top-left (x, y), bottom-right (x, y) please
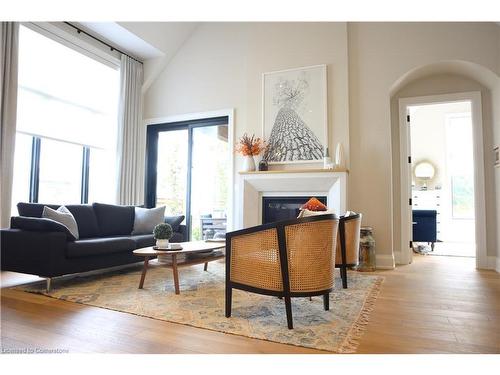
top-left (446, 112), bottom-right (475, 219)
top-left (11, 25), bottom-right (120, 213)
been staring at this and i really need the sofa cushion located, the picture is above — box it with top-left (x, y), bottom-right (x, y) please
top-left (130, 234), bottom-right (156, 249)
top-left (165, 215), bottom-right (185, 232)
top-left (42, 206), bottom-right (79, 240)
top-left (92, 203), bottom-right (135, 236)
top-left (64, 205), bottom-right (100, 238)
top-left (10, 216), bottom-right (76, 241)
top-left (66, 236), bottom-right (136, 259)
top-left (17, 202), bottom-right (59, 217)
top-left (132, 206), bottom-right (166, 235)
top-left (16, 202), bottom-right (100, 239)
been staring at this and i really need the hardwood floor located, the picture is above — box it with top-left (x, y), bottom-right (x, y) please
top-left (1, 255), bottom-right (499, 353)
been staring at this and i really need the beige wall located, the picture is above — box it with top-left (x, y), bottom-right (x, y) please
top-left (348, 23), bottom-right (499, 267)
top-left (144, 22), bottom-right (500, 269)
top-left (144, 22), bottom-right (350, 168)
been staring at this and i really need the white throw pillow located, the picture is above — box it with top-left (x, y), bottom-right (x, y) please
top-left (132, 206), bottom-right (166, 235)
top-left (297, 208), bottom-right (335, 218)
top-left (42, 206), bottom-right (79, 240)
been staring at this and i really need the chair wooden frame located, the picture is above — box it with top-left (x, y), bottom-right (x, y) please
top-left (335, 213), bottom-right (362, 289)
top-left (225, 214), bottom-right (338, 329)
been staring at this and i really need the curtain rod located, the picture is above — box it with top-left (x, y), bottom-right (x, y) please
top-left (63, 22), bottom-right (143, 64)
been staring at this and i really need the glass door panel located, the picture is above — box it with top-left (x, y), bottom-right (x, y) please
top-left (156, 130), bottom-right (188, 220)
top-left (38, 138), bottom-right (83, 204)
top-left (191, 125), bottom-right (229, 240)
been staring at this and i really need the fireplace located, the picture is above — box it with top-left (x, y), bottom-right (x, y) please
top-left (237, 169), bottom-right (347, 229)
top-left (262, 196), bottom-right (327, 224)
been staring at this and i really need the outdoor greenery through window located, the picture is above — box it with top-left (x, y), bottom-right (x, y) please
top-left (11, 24), bottom-right (120, 213)
top-left (154, 123), bottom-right (229, 240)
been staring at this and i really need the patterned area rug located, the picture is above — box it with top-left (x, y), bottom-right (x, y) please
top-left (16, 261), bottom-right (383, 353)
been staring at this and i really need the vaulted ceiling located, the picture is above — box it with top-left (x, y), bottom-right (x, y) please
top-left (76, 22), bottom-right (199, 91)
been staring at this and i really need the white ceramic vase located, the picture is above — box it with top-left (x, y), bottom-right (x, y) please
top-left (156, 239), bottom-right (169, 249)
top-left (242, 155), bottom-right (256, 172)
top-left (335, 143), bottom-right (344, 169)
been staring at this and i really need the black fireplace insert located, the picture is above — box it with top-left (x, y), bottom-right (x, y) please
top-left (262, 196), bottom-right (327, 224)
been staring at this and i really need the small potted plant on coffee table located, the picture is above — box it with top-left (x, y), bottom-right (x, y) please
top-left (153, 223), bottom-right (173, 249)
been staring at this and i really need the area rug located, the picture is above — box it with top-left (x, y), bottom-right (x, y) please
top-left (16, 261), bottom-right (383, 353)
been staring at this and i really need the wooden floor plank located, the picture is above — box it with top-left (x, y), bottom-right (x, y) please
top-left (1, 254), bottom-right (499, 353)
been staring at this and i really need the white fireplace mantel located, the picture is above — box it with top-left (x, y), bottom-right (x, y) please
top-left (235, 169), bottom-right (348, 229)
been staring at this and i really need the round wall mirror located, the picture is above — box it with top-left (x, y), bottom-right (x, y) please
top-left (414, 161), bottom-right (435, 179)
top-left (413, 161), bottom-right (436, 190)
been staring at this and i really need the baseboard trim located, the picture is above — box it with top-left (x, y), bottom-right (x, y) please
top-left (486, 256), bottom-right (500, 272)
top-left (376, 253), bottom-right (395, 270)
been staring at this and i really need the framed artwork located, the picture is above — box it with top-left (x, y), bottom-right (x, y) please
top-left (262, 64), bottom-right (327, 164)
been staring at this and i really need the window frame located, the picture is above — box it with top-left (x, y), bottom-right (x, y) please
top-left (145, 116), bottom-right (229, 240)
top-left (20, 133), bottom-right (91, 204)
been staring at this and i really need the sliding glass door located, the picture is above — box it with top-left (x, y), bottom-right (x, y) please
top-left (156, 129), bottom-right (189, 217)
top-left (145, 117), bottom-right (229, 240)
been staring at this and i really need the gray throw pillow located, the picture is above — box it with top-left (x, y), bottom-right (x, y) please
top-left (132, 206), bottom-right (166, 235)
top-left (42, 205), bottom-right (79, 240)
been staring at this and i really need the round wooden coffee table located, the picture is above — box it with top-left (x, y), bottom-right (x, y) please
top-left (133, 241), bottom-right (225, 294)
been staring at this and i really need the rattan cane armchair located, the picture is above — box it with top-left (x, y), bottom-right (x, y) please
top-left (335, 213), bottom-right (362, 289)
top-left (225, 214), bottom-right (339, 329)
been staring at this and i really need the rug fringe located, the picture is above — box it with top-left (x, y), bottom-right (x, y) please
top-left (337, 277), bottom-right (384, 353)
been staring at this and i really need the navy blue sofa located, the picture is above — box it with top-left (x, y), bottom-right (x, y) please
top-left (0, 202), bottom-right (187, 288)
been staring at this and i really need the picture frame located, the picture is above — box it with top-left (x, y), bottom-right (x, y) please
top-left (261, 64), bottom-right (328, 164)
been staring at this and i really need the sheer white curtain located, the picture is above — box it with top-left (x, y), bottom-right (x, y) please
top-left (0, 22), bottom-right (19, 227)
top-left (116, 54), bottom-right (144, 205)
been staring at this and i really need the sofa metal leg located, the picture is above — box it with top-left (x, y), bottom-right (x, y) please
top-left (46, 278), bottom-right (52, 293)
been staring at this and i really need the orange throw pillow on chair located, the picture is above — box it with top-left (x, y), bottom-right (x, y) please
top-left (301, 197), bottom-right (328, 211)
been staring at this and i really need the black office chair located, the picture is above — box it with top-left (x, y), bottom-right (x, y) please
top-left (412, 210), bottom-right (437, 251)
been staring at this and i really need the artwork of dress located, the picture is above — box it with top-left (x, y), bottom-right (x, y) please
top-left (262, 64), bottom-right (327, 163)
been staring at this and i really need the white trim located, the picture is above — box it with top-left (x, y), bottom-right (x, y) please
top-left (487, 256), bottom-right (500, 272)
top-left (144, 109), bottom-right (235, 231)
top-left (398, 92), bottom-right (488, 269)
top-left (376, 253), bottom-right (396, 270)
top-left (261, 64), bottom-right (328, 165)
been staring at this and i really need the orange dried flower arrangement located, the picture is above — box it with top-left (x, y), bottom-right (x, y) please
top-left (235, 133), bottom-right (266, 156)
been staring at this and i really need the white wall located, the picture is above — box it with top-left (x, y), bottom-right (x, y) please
top-left (143, 22), bottom-right (500, 269)
top-left (410, 101), bottom-right (471, 190)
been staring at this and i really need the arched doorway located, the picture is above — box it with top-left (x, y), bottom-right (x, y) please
top-left (390, 60), bottom-right (500, 269)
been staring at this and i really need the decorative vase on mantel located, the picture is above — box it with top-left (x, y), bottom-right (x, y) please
top-left (243, 155), bottom-right (256, 172)
top-left (236, 133), bottom-right (266, 173)
top-left (335, 142), bottom-right (344, 169)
